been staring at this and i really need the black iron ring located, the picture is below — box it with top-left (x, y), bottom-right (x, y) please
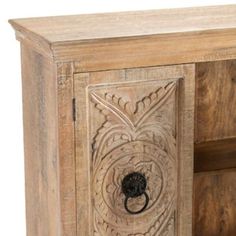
top-left (124, 192), bottom-right (149, 215)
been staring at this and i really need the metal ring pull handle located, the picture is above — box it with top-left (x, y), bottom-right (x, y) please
top-left (121, 172), bottom-right (149, 215)
top-left (124, 192), bottom-right (149, 214)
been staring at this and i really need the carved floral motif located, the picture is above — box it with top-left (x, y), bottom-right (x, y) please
top-left (89, 80), bottom-right (178, 235)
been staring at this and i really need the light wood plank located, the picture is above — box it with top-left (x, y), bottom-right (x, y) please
top-left (9, 5), bottom-right (236, 70)
top-left (57, 62), bottom-right (77, 235)
top-left (9, 5), bottom-right (236, 43)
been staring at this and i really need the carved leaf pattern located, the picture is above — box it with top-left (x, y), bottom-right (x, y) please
top-left (89, 80), bottom-right (178, 235)
top-left (90, 81), bottom-right (176, 128)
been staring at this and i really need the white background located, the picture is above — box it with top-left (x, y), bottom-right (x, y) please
top-left (0, 0), bottom-right (235, 235)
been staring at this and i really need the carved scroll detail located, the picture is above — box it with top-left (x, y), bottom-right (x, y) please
top-left (89, 80), bottom-right (178, 235)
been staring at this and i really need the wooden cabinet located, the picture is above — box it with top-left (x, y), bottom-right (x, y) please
top-left (9, 5), bottom-right (236, 236)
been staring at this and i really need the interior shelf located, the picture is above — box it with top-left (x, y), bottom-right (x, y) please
top-left (194, 138), bottom-right (236, 173)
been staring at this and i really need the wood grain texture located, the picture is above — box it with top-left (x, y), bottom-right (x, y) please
top-left (21, 45), bottom-right (77, 236)
top-left (57, 30), bottom-right (236, 72)
top-left (12, 6), bottom-right (236, 236)
top-left (21, 44), bottom-right (61, 236)
top-left (90, 79), bottom-right (178, 236)
top-left (57, 62), bottom-right (77, 235)
top-left (9, 5), bottom-right (236, 71)
top-left (9, 5), bottom-right (236, 43)
top-left (195, 60), bottom-right (236, 143)
top-left (194, 169), bottom-right (236, 236)
top-left (194, 138), bottom-right (236, 172)
top-left (74, 64), bottom-right (195, 235)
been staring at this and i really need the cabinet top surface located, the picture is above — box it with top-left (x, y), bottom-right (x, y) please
top-left (9, 5), bottom-right (236, 44)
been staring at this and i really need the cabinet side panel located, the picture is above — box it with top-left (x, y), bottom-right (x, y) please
top-left (21, 44), bottom-right (60, 236)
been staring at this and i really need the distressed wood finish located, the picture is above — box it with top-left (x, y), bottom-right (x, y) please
top-left (9, 5), bottom-right (236, 43)
top-left (195, 60), bottom-right (236, 143)
top-left (194, 169), bottom-right (236, 236)
top-left (74, 64), bottom-right (195, 236)
top-left (21, 45), bottom-right (76, 235)
top-left (21, 44), bottom-right (61, 235)
top-left (57, 62), bottom-right (77, 235)
top-left (54, 31), bottom-right (236, 72)
top-left (10, 5), bottom-right (236, 236)
top-left (9, 5), bottom-right (236, 71)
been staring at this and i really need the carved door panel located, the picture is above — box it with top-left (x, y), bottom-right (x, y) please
top-left (74, 64), bottom-right (195, 236)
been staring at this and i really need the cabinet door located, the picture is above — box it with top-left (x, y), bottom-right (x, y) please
top-left (74, 64), bottom-right (195, 236)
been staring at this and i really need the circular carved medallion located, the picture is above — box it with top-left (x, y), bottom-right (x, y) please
top-left (93, 141), bottom-right (176, 234)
